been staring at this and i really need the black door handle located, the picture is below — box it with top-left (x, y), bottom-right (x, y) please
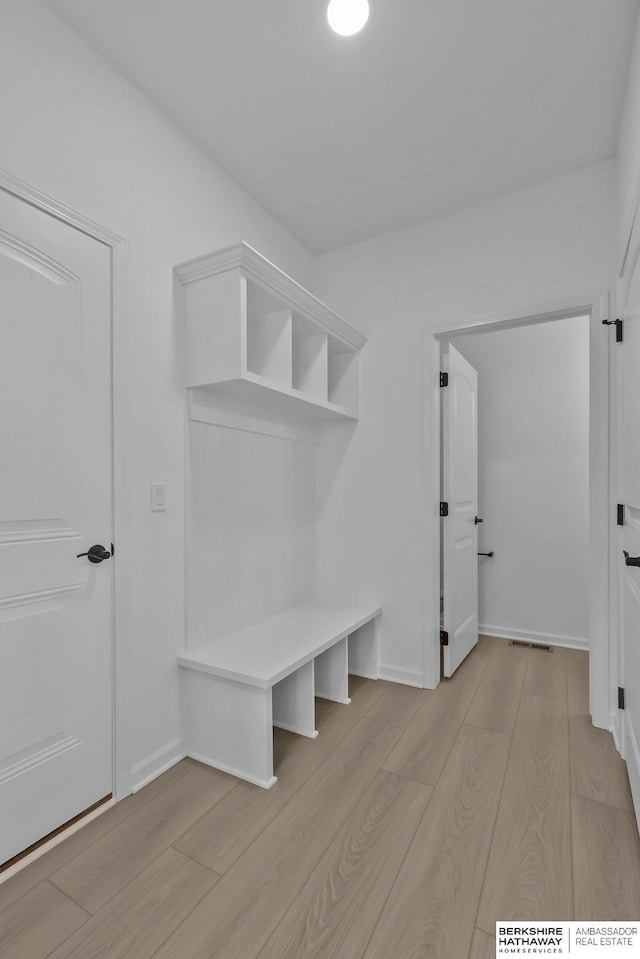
top-left (77, 544), bottom-right (111, 564)
top-left (478, 551), bottom-right (494, 557)
top-left (474, 516), bottom-right (483, 524)
top-left (623, 551), bottom-right (640, 567)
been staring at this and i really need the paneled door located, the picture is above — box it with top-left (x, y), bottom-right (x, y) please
top-left (0, 188), bottom-right (113, 864)
top-left (620, 246), bottom-right (640, 827)
top-left (442, 344), bottom-right (479, 676)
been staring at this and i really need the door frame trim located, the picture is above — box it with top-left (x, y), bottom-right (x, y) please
top-left (0, 169), bottom-right (132, 800)
top-left (617, 224), bottom-right (640, 786)
top-left (428, 292), bottom-right (611, 730)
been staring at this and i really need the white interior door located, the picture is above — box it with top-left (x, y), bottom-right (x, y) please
top-left (620, 249), bottom-right (640, 827)
top-left (0, 188), bottom-right (113, 864)
top-left (442, 344), bottom-right (479, 677)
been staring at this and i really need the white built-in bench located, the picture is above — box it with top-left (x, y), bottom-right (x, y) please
top-left (178, 602), bottom-right (382, 788)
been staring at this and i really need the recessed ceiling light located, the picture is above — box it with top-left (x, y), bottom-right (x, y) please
top-left (327, 0), bottom-right (370, 37)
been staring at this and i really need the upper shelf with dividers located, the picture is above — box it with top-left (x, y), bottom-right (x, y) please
top-left (175, 242), bottom-right (366, 421)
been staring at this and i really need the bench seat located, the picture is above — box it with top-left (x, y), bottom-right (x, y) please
top-left (178, 601), bottom-right (382, 788)
top-left (178, 602), bottom-right (382, 688)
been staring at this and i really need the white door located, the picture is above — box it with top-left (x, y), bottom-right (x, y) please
top-left (620, 248), bottom-right (640, 826)
top-left (0, 188), bottom-right (113, 864)
top-left (442, 344), bottom-right (479, 677)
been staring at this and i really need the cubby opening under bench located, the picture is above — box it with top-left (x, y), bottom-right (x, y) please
top-left (178, 602), bottom-right (382, 788)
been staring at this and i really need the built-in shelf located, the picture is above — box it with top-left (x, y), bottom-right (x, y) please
top-left (175, 242), bottom-right (366, 421)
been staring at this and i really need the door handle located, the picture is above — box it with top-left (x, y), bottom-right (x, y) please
top-left (623, 550), bottom-right (640, 567)
top-left (478, 551), bottom-right (494, 557)
top-left (77, 544), bottom-right (111, 564)
top-left (474, 516), bottom-right (483, 524)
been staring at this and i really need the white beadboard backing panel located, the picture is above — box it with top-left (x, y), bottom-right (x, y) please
top-left (187, 421), bottom-right (316, 648)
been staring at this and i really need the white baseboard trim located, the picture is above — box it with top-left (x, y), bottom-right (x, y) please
top-left (348, 668), bottom-right (378, 681)
top-left (185, 750), bottom-right (277, 790)
top-left (622, 713), bottom-right (640, 831)
top-left (377, 663), bottom-right (424, 688)
top-left (131, 739), bottom-right (186, 794)
top-left (479, 624), bottom-right (589, 652)
top-left (610, 709), bottom-right (622, 754)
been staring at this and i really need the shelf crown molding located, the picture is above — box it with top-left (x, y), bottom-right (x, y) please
top-left (175, 241), bottom-right (366, 351)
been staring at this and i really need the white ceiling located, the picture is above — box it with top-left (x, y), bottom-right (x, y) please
top-left (46, 0), bottom-right (639, 253)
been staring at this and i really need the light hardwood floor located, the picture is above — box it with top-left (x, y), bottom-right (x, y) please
top-left (2, 638), bottom-right (639, 959)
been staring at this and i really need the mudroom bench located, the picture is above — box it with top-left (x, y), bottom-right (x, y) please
top-left (178, 602), bottom-right (382, 788)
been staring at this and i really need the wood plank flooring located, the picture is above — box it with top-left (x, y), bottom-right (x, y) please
top-left (477, 693), bottom-right (572, 927)
top-left (1, 638), bottom-right (639, 959)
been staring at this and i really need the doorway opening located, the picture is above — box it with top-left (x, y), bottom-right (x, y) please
top-left (430, 296), bottom-right (610, 727)
top-left (443, 314), bottom-right (590, 678)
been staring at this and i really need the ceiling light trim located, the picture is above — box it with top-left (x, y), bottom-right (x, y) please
top-left (327, 0), bottom-right (370, 37)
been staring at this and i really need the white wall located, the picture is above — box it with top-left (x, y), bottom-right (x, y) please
top-left (450, 318), bottom-right (590, 647)
top-left (315, 161), bottom-right (615, 687)
top-left (618, 9), bottom-right (640, 265)
top-left (0, 0), bottom-right (314, 787)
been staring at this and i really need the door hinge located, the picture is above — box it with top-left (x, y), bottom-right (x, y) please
top-left (617, 504), bottom-right (625, 526)
top-left (602, 317), bottom-right (623, 342)
top-left (440, 501), bottom-right (449, 517)
top-left (440, 629), bottom-right (449, 646)
top-left (440, 371), bottom-right (448, 388)
top-left (618, 686), bottom-right (626, 710)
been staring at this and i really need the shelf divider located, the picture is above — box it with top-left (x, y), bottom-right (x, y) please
top-left (328, 348), bottom-right (359, 414)
top-left (246, 308), bottom-right (292, 388)
top-left (293, 331), bottom-right (328, 402)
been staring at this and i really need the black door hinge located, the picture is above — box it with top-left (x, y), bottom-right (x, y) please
top-left (618, 686), bottom-right (626, 710)
top-left (617, 504), bottom-right (625, 526)
top-left (440, 629), bottom-right (449, 646)
top-left (602, 317), bottom-right (623, 342)
top-left (440, 371), bottom-right (448, 388)
top-left (440, 502), bottom-right (449, 517)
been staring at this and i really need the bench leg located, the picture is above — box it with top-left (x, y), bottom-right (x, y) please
top-left (182, 669), bottom-right (277, 789)
top-left (315, 637), bottom-right (351, 704)
top-left (272, 660), bottom-right (318, 738)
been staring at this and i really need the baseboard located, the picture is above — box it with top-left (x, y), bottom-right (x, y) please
top-left (623, 713), bottom-right (640, 831)
top-left (479, 624), bottom-right (589, 652)
top-left (131, 738), bottom-right (186, 793)
top-left (348, 667), bottom-right (378, 681)
top-left (377, 663), bottom-right (423, 688)
top-left (185, 750), bottom-right (277, 790)
top-left (610, 709), bottom-right (622, 754)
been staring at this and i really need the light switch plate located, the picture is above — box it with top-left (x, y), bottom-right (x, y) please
top-left (151, 483), bottom-right (166, 511)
